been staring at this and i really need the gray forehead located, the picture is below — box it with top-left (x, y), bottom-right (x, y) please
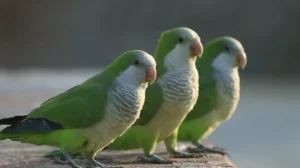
top-left (225, 37), bottom-right (244, 51)
top-left (177, 28), bottom-right (200, 40)
top-left (136, 51), bottom-right (156, 67)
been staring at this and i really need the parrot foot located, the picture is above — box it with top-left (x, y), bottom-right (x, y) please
top-left (45, 150), bottom-right (84, 159)
top-left (53, 157), bottom-right (69, 165)
top-left (53, 152), bottom-right (82, 168)
top-left (86, 158), bottom-right (108, 168)
top-left (211, 146), bottom-right (227, 152)
top-left (187, 146), bottom-right (229, 156)
top-left (137, 154), bottom-right (174, 164)
top-left (170, 151), bottom-right (206, 158)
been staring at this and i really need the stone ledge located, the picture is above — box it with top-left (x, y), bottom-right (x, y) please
top-left (0, 141), bottom-right (235, 168)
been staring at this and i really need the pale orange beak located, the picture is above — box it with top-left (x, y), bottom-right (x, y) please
top-left (190, 39), bottom-right (203, 57)
top-left (145, 67), bottom-right (156, 84)
top-left (237, 52), bottom-right (247, 69)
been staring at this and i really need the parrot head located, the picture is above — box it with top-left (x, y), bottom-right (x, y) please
top-left (154, 27), bottom-right (203, 76)
top-left (106, 50), bottom-right (157, 87)
top-left (201, 36), bottom-right (247, 71)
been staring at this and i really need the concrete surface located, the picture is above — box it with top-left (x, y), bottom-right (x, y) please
top-left (0, 142), bottom-right (234, 168)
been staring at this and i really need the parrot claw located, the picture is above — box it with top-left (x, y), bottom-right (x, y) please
top-left (45, 150), bottom-right (84, 159)
top-left (170, 151), bottom-right (206, 158)
top-left (187, 146), bottom-right (230, 157)
top-left (137, 154), bottom-right (174, 164)
top-left (53, 152), bottom-right (82, 168)
top-left (86, 157), bottom-right (108, 168)
top-left (211, 146), bottom-right (227, 152)
top-left (53, 157), bottom-right (70, 165)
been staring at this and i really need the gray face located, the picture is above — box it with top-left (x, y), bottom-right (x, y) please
top-left (133, 51), bottom-right (156, 69)
top-left (117, 51), bottom-right (156, 88)
top-left (212, 37), bottom-right (247, 71)
top-left (223, 37), bottom-right (245, 55)
top-left (176, 27), bottom-right (201, 45)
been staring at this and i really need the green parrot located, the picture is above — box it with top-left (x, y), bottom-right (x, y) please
top-left (103, 27), bottom-right (203, 163)
top-left (45, 27), bottom-right (203, 164)
top-left (0, 50), bottom-right (157, 168)
top-left (177, 36), bottom-right (247, 155)
top-left (46, 27), bottom-right (203, 164)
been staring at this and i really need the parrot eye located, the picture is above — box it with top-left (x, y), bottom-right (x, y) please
top-left (178, 37), bottom-right (184, 42)
top-left (133, 60), bottom-right (139, 65)
top-left (225, 46), bottom-right (230, 51)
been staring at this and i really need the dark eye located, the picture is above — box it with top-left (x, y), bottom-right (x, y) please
top-left (225, 46), bottom-right (230, 51)
top-left (133, 60), bottom-right (139, 65)
top-left (178, 37), bottom-right (184, 42)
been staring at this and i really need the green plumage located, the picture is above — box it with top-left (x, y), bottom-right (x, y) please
top-left (177, 36), bottom-right (246, 154)
top-left (44, 27), bottom-right (203, 164)
top-left (0, 50), bottom-right (157, 168)
top-left (2, 50), bottom-right (142, 132)
top-left (106, 27), bottom-right (202, 163)
top-left (133, 82), bottom-right (163, 126)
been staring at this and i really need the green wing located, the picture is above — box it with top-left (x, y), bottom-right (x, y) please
top-left (133, 81), bottom-right (163, 126)
top-left (184, 71), bottom-right (218, 120)
top-left (27, 83), bottom-right (108, 129)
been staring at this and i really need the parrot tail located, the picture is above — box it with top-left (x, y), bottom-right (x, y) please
top-left (0, 115), bottom-right (26, 140)
top-left (0, 115), bottom-right (27, 125)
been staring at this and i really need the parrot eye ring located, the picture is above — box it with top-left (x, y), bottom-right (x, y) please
top-left (178, 37), bottom-right (183, 42)
top-left (133, 60), bottom-right (139, 65)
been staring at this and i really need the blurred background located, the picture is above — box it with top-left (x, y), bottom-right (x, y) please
top-left (0, 0), bottom-right (299, 168)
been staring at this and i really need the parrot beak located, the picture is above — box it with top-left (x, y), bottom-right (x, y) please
top-left (145, 67), bottom-right (156, 84)
top-left (190, 39), bottom-right (203, 58)
top-left (237, 51), bottom-right (247, 69)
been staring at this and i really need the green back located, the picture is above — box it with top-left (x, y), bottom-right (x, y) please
top-left (28, 51), bottom-right (139, 129)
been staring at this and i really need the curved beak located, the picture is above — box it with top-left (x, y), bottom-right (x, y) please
top-left (190, 39), bottom-right (203, 57)
top-left (237, 51), bottom-right (247, 69)
top-left (145, 67), bottom-right (156, 84)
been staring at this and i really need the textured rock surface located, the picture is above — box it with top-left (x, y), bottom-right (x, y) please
top-left (0, 142), bottom-right (235, 168)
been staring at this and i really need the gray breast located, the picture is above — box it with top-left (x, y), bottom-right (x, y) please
top-left (214, 70), bottom-right (240, 100)
top-left (160, 70), bottom-right (199, 109)
top-left (213, 71), bottom-right (240, 120)
top-left (107, 84), bottom-right (145, 123)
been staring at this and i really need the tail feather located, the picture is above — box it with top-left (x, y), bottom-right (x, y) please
top-left (0, 115), bottom-right (27, 140)
top-left (0, 115), bottom-right (27, 125)
top-left (1, 118), bottom-right (63, 134)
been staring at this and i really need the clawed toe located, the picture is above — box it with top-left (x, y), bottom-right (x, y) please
top-left (137, 154), bottom-right (174, 164)
top-left (53, 157), bottom-right (69, 165)
top-left (187, 146), bottom-right (229, 156)
top-left (170, 151), bottom-right (205, 158)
